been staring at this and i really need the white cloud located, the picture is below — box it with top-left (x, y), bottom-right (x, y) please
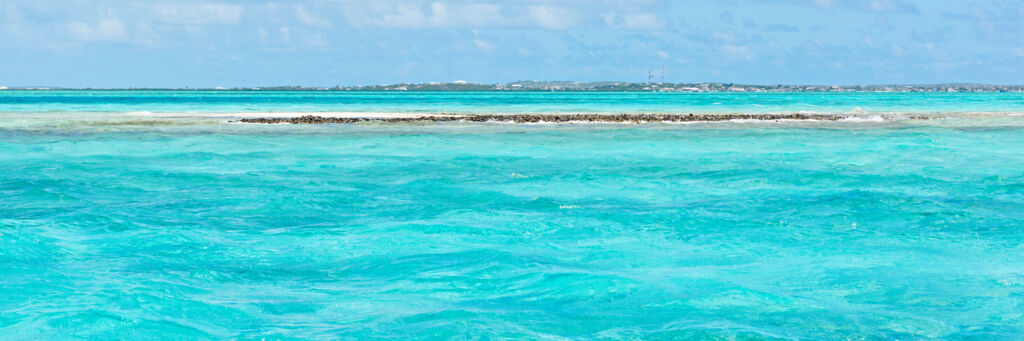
top-left (373, 4), bottom-right (428, 28)
top-left (279, 27), bottom-right (292, 44)
top-left (863, 0), bottom-right (916, 13)
top-left (344, 2), bottom-right (504, 29)
top-left (528, 5), bottom-right (575, 30)
top-left (152, 4), bottom-right (242, 25)
top-left (303, 32), bottom-right (329, 49)
top-left (421, 2), bottom-right (505, 27)
top-left (1, 4), bottom-right (31, 44)
top-left (451, 4), bottom-right (504, 27)
top-left (867, 0), bottom-right (892, 12)
top-left (474, 39), bottom-right (495, 51)
top-left (68, 17), bottom-right (126, 42)
top-left (328, 2), bottom-right (666, 30)
top-left (295, 6), bottom-right (330, 27)
top-left (720, 45), bottom-right (754, 61)
top-left (813, 0), bottom-right (834, 8)
top-left (710, 31), bottom-right (737, 44)
top-left (890, 44), bottom-right (905, 56)
top-left (603, 12), bottom-right (663, 30)
top-left (782, 0), bottom-right (917, 13)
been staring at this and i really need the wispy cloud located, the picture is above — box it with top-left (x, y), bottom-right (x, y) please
top-left (527, 5), bottom-right (577, 30)
top-left (603, 12), bottom-right (665, 30)
top-left (294, 6), bottom-right (331, 27)
top-left (0, 0), bottom-right (1021, 86)
top-left (151, 4), bottom-right (243, 25)
top-left (764, 0), bottom-right (918, 14)
top-left (340, 2), bottom-right (506, 28)
top-left (67, 17), bottom-right (127, 42)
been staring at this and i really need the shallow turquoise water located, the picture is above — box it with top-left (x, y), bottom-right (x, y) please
top-left (2, 92), bottom-right (1024, 339)
top-left (2, 90), bottom-right (1023, 114)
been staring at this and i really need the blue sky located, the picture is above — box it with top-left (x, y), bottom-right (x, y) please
top-left (1, 0), bottom-right (1022, 87)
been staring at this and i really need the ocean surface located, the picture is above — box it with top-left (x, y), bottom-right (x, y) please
top-left (1, 90), bottom-right (1023, 114)
top-left (2, 91), bottom-right (1024, 339)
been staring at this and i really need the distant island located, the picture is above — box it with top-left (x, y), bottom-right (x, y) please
top-left (3, 81), bottom-right (1023, 92)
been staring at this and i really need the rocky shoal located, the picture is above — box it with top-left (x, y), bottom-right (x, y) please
top-left (238, 113), bottom-right (934, 124)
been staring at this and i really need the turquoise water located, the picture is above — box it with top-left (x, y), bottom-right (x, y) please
top-left (2, 91), bottom-right (1024, 339)
top-left (2, 90), bottom-right (1024, 114)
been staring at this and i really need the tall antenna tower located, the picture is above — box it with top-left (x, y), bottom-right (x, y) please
top-left (648, 68), bottom-right (654, 83)
top-left (661, 66), bottom-right (665, 83)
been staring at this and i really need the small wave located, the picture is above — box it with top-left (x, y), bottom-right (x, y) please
top-left (729, 118), bottom-right (824, 123)
top-left (840, 115), bottom-right (887, 122)
top-left (659, 121), bottom-right (704, 125)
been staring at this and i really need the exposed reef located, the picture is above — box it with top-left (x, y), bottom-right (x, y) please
top-left (238, 113), bottom-right (935, 124)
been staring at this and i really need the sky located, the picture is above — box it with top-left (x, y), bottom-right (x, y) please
top-left (1, 0), bottom-right (1022, 87)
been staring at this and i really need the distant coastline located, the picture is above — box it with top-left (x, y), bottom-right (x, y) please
top-left (2, 81), bottom-right (1023, 93)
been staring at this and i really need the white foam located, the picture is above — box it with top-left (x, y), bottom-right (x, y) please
top-left (840, 115), bottom-right (887, 122)
top-left (729, 118), bottom-right (824, 123)
top-left (659, 121), bottom-right (704, 125)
